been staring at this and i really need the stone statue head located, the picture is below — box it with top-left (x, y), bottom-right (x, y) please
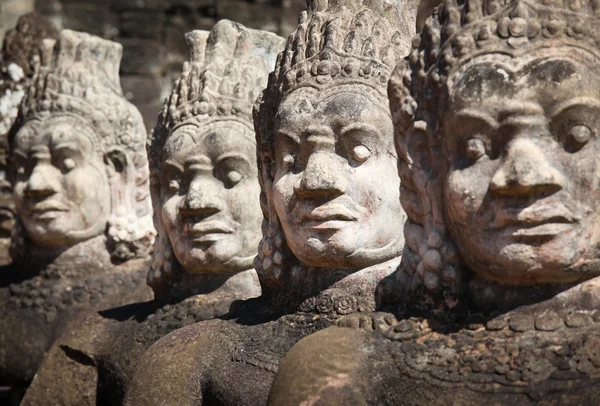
top-left (9, 30), bottom-right (154, 263)
top-left (0, 13), bottom-right (58, 242)
top-left (147, 21), bottom-right (284, 296)
top-left (254, 0), bottom-right (410, 296)
top-left (389, 0), bottom-right (600, 308)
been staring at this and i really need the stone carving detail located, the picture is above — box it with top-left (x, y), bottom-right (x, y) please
top-left (254, 0), bottom-right (410, 300)
top-left (20, 21), bottom-right (283, 406)
top-left (267, 1), bottom-right (600, 404)
top-left (0, 13), bottom-right (57, 264)
top-left (11, 30), bottom-right (154, 262)
top-left (390, 0), bottom-right (600, 309)
top-left (0, 30), bottom-right (155, 396)
top-left (124, 2), bottom-right (416, 405)
top-left (146, 21), bottom-right (282, 301)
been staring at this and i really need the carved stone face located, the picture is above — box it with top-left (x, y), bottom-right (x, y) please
top-left (160, 121), bottom-right (262, 274)
top-left (13, 115), bottom-right (111, 247)
top-left (273, 88), bottom-right (404, 268)
top-left (443, 48), bottom-right (600, 284)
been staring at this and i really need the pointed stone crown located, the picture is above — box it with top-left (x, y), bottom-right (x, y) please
top-left (414, 0), bottom-right (600, 92)
top-left (156, 20), bottom-right (285, 131)
top-left (18, 30), bottom-right (146, 156)
top-left (271, 0), bottom-right (409, 98)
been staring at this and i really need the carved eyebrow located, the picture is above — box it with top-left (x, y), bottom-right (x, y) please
top-left (215, 152), bottom-right (252, 165)
top-left (53, 142), bottom-right (79, 153)
top-left (550, 97), bottom-right (600, 118)
top-left (306, 125), bottom-right (333, 137)
top-left (185, 155), bottom-right (213, 172)
top-left (163, 160), bottom-right (184, 172)
top-left (498, 101), bottom-right (545, 123)
top-left (340, 123), bottom-right (382, 139)
top-left (454, 109), bottom-right (498, 128)
top-left (305, 125), bottom-right (335, 146)
top-left (276, 129), bottom-right (300, 144)
top-left (13, 150), bottom-right (27, 160)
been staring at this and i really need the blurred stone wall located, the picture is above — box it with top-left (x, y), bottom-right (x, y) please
top-left (0, 0), bottom-right (36, 39)
top-left (1, 0), bottom-right (306, 130)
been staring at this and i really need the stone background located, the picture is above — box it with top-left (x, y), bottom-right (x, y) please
top-left (1, 0), bottom-right (437, 131)
top-left (1, 0), bottom-right (306, 130)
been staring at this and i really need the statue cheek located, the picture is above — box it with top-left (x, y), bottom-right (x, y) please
top-left (161, 197), bottom-right (180, 232)
top-left (445, 168), bottom-right (484, 227)
top-left (13, 182), bottom-right (26, 203)
top-left (273, 173), bottom-right (296, 208)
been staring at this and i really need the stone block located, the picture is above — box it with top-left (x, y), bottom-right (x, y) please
top-left (120, 74), bottom-right (164, 105)
top-left (61, 3), bottom-right (119, 39)
top-left (119, 38), bottom-right (167, 75)
top-left (110, 0), bottom-right (164, 11)
top-left (119, 11), bottom-right (164, 39)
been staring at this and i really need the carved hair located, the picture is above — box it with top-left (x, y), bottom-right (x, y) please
top-left (254, 0), bottom-right (412, 299)
top-left (389, 0), bottom-right (600, 310)
top-left (0, 13), bottom-right (57, 174)
top-left (9, 30), bottom-right (154, 262)
top-left (146, 21), bottom-right (284, 296)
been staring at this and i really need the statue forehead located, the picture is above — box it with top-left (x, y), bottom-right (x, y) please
top-left (15, 114), bottom-right (97, 150)
top-left (276, 86), bottom-right (390, 126)
top-left (445, 49), bottom-right (600, 116)
top-left (449, 48), bottom-right (596, 97)
top-left (163, 121), bottom-right (255, 160)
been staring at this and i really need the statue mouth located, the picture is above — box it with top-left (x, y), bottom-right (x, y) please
top-left (183, 219), bottom-right (235, 243)
top-left (491, 202), bottom-right (579, 240)
top-left (297, 203), bottom-right (360, 230)
top-left (26, 201), bottom-right (69, 220)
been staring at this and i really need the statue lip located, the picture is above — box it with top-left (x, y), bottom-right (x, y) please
top-left (184, 220), bottom-right (235, 240)
top-left (491, 202), bottom-right (579, 237)
top-left (298, 203), bottom-right (359, 229)
top-left (27, 201), bottom-right (69, 219)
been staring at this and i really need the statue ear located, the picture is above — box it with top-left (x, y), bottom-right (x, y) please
top-left (104, 146), bottom-right (133, 180)
top-left (104, 146), bottom-right (138, 246)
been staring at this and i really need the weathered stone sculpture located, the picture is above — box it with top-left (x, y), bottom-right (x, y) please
top-left (124, 1), bottom-right (415, 405)
top-left (269, 1), bottom-right (600, 404)
top-left (0, 13), bottom-right (57, 264)
top-left (20, 20), bottom-right (281, 406)
top-left (0, 30), bottom-right (155, 397)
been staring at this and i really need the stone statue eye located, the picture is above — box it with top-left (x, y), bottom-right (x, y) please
top-left (566, 124), bottom-right (592, 152)
top-left (227, 170), bottom-right (242, 186)
top-left (168, 179), bottom-right (180, 192)
top-left (352, 145), bottom-right (371, 163)
top-left (282, 153), bottom-right (295, 170)
top-left (466, 138), bottom-right (487, 161)
top-left (63, 158), bottom-right (75, 171)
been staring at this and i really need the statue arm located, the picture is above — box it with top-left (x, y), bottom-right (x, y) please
top-left (268, 326), bottom-right (371, 406)
top-left (20, 312), bottom-right (105, 406)
top-left (124, 321), bottom-right (223, 406)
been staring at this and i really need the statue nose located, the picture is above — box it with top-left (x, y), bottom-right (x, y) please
top-left (25, 164), bottom-right (59, 198)
top-left (294, 151), bottom-right (346, 198)
top-left (490, 138), bottom-right (565, 196)
top-left (181, 176), bottom-right (221, 218)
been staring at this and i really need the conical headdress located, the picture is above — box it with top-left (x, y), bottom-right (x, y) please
top-left (147, 20), bottom-right (285, 295)
top-left (271, 0), bottom-right (412, 98)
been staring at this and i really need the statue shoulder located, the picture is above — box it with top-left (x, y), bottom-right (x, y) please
top-left (124, 318), bottom-right (235, 406)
